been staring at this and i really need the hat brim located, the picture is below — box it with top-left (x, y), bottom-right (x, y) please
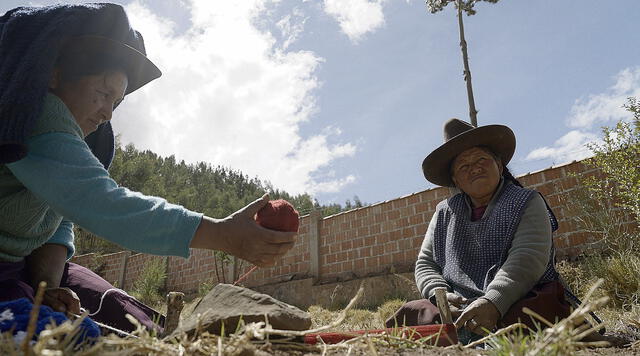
top-left (71, 36), bottom-right (162, 94)
top-left (422, 125), bottom-right (515, 187)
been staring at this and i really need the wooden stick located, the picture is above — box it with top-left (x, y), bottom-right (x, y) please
top-left (434, 288), bottom-right (453, 324)
top-left (161, 291), bottom-right (185, 337)
top-left (22, 281), bottom-right (46, 353)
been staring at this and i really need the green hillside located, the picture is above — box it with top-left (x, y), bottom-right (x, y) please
top-left (74, 140), bottom-right (363, 255)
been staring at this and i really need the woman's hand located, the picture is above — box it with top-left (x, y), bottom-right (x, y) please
top-left (190, 194), bottom-right (297, 267)
top-left (445, 293), bottom-right (468, 319)
top-left (454, 298), bottom-right (500, 335)
top-left (43, 287), bottom-right (81, 315)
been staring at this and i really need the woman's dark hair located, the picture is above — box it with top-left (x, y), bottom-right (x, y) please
top-left (55, 40), bottom-right (127, 84)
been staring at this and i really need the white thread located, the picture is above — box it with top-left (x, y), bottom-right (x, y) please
top-left (85, 288), bottom-right (128, 316)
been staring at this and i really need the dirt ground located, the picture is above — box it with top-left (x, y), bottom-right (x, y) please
top-left (260, 343), bottom-right (640, 356)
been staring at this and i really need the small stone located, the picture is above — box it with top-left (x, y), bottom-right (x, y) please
top-left (170, 284), bottom-right (310, 337)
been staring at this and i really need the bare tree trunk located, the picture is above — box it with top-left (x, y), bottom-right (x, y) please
top-left (456, 0), bottom-right (478, 127)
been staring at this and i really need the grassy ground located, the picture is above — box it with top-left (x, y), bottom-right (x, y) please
top-left (3, 250), bottom-right (640, 355)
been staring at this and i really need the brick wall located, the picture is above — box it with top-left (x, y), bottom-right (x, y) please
top-left (71, 159), bottom-right (636, 295)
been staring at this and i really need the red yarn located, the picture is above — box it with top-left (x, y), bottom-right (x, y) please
top-left (255, 199), bottom-right (299, 232)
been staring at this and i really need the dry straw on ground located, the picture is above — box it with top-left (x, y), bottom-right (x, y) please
top-left (1, 279), bottom-right (634, 355)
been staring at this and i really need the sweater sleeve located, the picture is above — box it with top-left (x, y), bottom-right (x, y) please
top-left (45, 220), bottom-right (75, 260)
top-left (481, 193), bottom-right (552, 316)
top-left (7, 132), bottom-right (203, 258)
top-left (415, 210), bottom-right (451, 298)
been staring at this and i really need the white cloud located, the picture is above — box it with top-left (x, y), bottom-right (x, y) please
top-left (568, 67), bottom-right (640, 129)
top-left (113, 0), bottom-right (356, 195)
top-left (525, 67), bottom-right (640, 163)
top-left (526, 130), bottom-right (598, 163)
top-left (323, 0), bottom-right (386, 43)
top-left (276, 8), bottom-right (308, 50)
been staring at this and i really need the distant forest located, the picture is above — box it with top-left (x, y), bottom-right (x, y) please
top-left (74, 140), bottom-right (365, 255)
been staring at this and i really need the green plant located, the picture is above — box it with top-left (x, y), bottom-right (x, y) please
top-left (131, 258), bottom-right (167, 305)
top-left (198, 279), bottom-right (215, 298)
top-left (562, 98), bottom-right (639, 256)
top-left (583, 97), bottom-right (640, 225)
top-left (558, 251), bottom-right (640, 309)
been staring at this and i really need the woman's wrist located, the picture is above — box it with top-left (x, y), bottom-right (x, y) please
top-left (190, 216), bottom-right (226, 251)
top-left (26, 243), bottom-right (67, 289)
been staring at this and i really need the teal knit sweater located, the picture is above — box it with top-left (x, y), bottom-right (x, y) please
top-left (0, 93), bottom-right (202, 262)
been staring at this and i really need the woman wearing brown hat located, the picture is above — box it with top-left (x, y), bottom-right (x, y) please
top-left (386, 118), bottom-right (579, 343)
top-left (0, 4), bottom-right (295, 334)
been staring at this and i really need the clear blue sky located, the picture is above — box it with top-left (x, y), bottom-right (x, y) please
top-left (3, 0), bottom-right (639, 207)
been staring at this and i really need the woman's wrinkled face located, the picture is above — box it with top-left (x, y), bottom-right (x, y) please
top-left (451, 146), bottom-right (503, 206)
top-left (49, 70), bottom-right (128, 136)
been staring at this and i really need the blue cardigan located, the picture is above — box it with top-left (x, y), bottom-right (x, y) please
top-left (2, 94), bottom-right (202, 261)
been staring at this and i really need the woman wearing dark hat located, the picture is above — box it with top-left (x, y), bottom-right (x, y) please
top-left (0, 4), bottom-right (295, 333)
top-left (386, 118), bottom-right (577, 342)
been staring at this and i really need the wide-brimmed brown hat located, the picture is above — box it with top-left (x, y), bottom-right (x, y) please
top-left (422, 118), bottom-right (515, 187)
top-left (64, 35), bottom-right (161, 94)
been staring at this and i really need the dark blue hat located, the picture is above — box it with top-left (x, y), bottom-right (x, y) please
top-left (0, 3), bottom-right (161, 168)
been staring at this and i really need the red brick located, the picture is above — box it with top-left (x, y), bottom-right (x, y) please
top-left (381, 221), bottom-right (394, 232)
top-left (415, 202), bottom-right (429, 213)
top-left (390, 230), bottom-right (402, 240)
top-left (407, 194), bottom-right (420, 205)
top-left (519, 172), bottom-right (544, 187)
top-left (568, 233), bottom-right (588, 247)
top-left (373, 245), bottom-right (384, 256)
top-left (409, 214), bottom-right (424, 226)
top-left (544, 167), bottom-right (564, 181)
top-left (365, 257), bottom-right (378, 268)
top-left (364, 235), bottom-right (376, 246)
top-left (381, 254), bottom-right (392, 265)
top-left (387, 210), bottom-right (400, 220)
top-left (383, 242), bottom-right (393, 254)
top-left (402, 227), bottom-right (416, 237)
top-left (359, 247), bottom-right (372, 258)
top-left (536, 183), bottom-right (555, 196)
top-left (341, 261), bottom-right (352, 272)
top-left (393, 199), bottom-right (408, 209)
top-left (563, 161), bottom-right (587, 174)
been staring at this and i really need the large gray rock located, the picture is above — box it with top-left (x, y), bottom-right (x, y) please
top-left (171, 283), bottom-right (311, 337)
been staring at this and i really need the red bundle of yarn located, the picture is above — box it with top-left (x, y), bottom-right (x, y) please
top-left (255, 199), bottom-right (300, 232)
